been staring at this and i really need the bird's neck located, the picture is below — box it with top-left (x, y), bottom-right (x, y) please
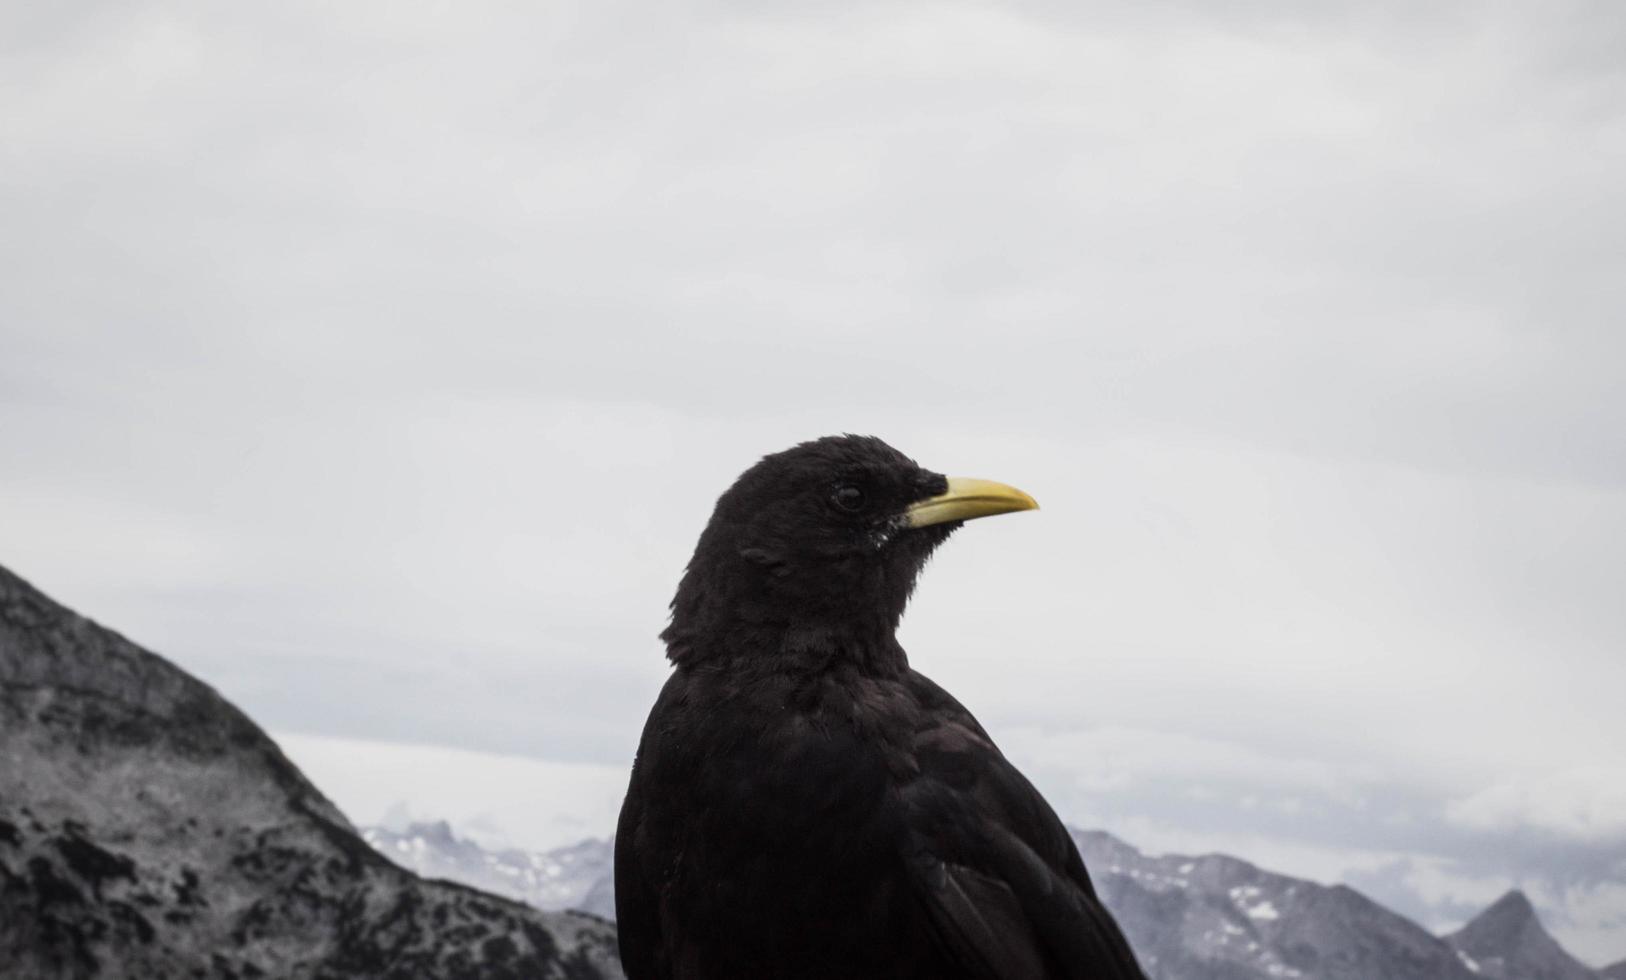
top-left (664, 608), bottom-right (910, 677)
top-left (777, 620), bottom-right (910, 676)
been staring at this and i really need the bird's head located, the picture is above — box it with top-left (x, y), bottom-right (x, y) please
top-left (662, 435), bottom-right (1037, 668)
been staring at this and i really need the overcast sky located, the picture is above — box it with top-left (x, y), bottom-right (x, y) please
top-left (4, 0), bottom-right (1624, 964)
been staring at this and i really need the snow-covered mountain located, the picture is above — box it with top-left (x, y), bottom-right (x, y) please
top-left (364, 822), bottom-right (616, 920)
top-left (1072, 829), bottom-right (1475, 979)
top-left (1447, 890), bottom-right (1599, 980)
top-left (366, 820), bottom-right (1617, 980)
top-left (0, 564), bottom-right (622, 979)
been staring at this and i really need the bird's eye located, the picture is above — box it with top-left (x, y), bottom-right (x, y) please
top-left (831, 484), bottom-right (867, 512)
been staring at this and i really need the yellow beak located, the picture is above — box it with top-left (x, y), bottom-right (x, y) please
top-left (903, 477), bottom-right (1039, 529)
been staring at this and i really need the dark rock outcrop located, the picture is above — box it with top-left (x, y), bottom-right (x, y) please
top-left (0, 564), bottom-right (622, 980)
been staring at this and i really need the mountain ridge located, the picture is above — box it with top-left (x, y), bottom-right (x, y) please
top-left (370, 819), bottom-right (1612, 979)
top-left (1070, 828), bottom-right (1473, 979)
top-left (0, 563), bottom-right (623, 980)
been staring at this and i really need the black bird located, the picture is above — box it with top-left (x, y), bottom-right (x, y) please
top-left (616, 435), bottom-right (1146, 980)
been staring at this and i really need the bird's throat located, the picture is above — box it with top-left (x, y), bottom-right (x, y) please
top-left (664, 604), bottom-right (909, 677)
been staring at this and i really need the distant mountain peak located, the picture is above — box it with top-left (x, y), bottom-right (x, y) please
top-left (362, 822), bottom-right (617, 921)
top-left (1480, 889), bottom-right (1537, 923)
top-left (1067, 828), bottom-right (1481, 980)
top-left (1448, 887), bottom-right (1595, 980)
top-left (418, 819), bottom-right (458, 845)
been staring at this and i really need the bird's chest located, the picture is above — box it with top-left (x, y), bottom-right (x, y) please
top-left (642, 674), bottom-right (923, 935)
top-left (668, 681), bottom-right (911, 850)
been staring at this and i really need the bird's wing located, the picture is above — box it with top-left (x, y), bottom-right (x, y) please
top-left (900, 672), bottom-right (1147, 980)
top-left (615, 768), bottom-right (668, 980)
top-left (615, 674), bottom-right (689, 980)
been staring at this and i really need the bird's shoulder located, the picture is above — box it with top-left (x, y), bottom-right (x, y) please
top-left (626, 665), bottom-right (905, 817)
top-left (892, 670), bottom-right (1146, 979)
top-left (893, 670), bottom-right (1081, 881)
